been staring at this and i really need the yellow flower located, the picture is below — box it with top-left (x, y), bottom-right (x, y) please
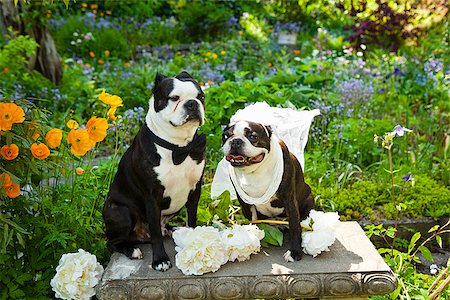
top-left (0, 102), bottom-right (25, 133)
top-left (66, 120), bottom-right (79, 129)
top-left (220, 50), bottom-right (226, 55)
top-left (1, 144), bottom-right (19, 160)
top-left (206, 52), bottom-right (211, 56)
top-left (212, 53), bottom-right (218, 59)
top-left (75, 167), bottom-right (85, 175)
top-left (86, 116), bottom-right (108, 143)
top-left (98, 89), bottom-right (123, 106)
top-left (204, 57), bottom-right (209, 62)
top-left (67, 129), bottom-right (93, 156)
top-left (45, 128), bottom-right (63, 149)
top-left (30, 143), bottom-right (50, 160)
top-left (107, 106), bottom-right (120, 121)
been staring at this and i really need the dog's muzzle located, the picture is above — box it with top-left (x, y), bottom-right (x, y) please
top-left (183, 99), bottom-right (203, 124)
top-left (225, 138), bottom-right (265, 167)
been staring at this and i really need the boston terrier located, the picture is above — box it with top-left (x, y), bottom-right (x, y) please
top-left (222, 120), bottom-right (314, 262)
top-left (103, 71), bottom-right (206, 271)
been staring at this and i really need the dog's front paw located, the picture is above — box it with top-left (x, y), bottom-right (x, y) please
top-left (283, 250), bottom-right (302, 262)
top-left (131, 247), bottom-right (143, 259)
top-left (151, 258), bottom-right (172, 272)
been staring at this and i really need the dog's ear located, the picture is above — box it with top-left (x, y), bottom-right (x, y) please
top-left (264, 125), bottom-right (272, 138)
top-left (154, 72), bottom-right (167, 87)
top-left (175, 71), bottom-right (193, 80)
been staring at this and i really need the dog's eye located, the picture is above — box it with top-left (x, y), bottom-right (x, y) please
top-left (248, 134), bottom-right (258, 142)
top-left (198, 94), bottom-right (205, 101)
top-left (169, 96), bottom-right (180, 101)
top-left (223, 133), bottom-right (231, 140)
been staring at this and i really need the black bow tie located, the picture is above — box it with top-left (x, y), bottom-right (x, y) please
top-left (146, 127), bottom-right (206, 165)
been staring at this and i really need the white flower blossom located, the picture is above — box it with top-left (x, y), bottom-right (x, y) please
top-left (301, 210), bottom-right (340, 257)
top-left (174, 226), bottom-right (228, 275)
top-left (50, 249), bottom-right (104, 300)
top-left (221, 224), bottom-right (264, 262)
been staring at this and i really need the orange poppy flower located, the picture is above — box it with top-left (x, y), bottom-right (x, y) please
top-left (89, 51), bottom-right (95, 58)
top-left (293, 49), bottom-right (300, 55)
top-left (98, 89), bottom-right (123, 106)
top-left (0, 172), bottom-right (12, 188)
top-left (30, 143), bottom-right (50, 160)
top-left (76, 167), bottom-right (85, 175)
top-left (107, 105), bottom-right (121, 121)
top-left (66, 120), bottom-right (79, 129)
top-left (98, 59), bottom-right (104, 65)
top-left (67, 128), bottom-right (94, 156)
top-left (0, 102), bottom-right (25, 133)
top-left (104, 50), bottom-right (110, 56)
top-left (45, 128), bottom-right (63, 149)
top-left (86, 116), bottom-right (108, 142)
top-left (4, 182), bottom-right (20, 198)
top-left (1, 144), bottom-right (19, 160)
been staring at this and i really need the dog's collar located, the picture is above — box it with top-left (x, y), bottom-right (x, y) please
top-left (144, 127), bottom-right (206, 165)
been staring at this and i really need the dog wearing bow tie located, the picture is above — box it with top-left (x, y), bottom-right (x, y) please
top-left (103, 71), bottom-right (206, 271)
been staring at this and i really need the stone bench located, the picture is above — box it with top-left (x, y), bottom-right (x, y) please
top-left (96, 221), bottom-right (397, 299)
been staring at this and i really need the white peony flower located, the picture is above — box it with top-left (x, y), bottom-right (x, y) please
top-left (50, 249), bottom-right (104, 300)
top-left (300, 210), bottom-right (340, 257)
top-left (172, 227), bottom-right (194, 249)
top-left (221, 224), bottom-right (265, 262)
top-left (174, 226), bottom-right (228, 275)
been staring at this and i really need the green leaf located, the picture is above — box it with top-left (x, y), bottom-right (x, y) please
top-left (257, 224), bottom-right (283, 247)
top-left (408, 232), bottom-right (421, 253)
top-left (435, 235), bottom-right (442, 248)
top-left (428, 225), bottom-right (439, 233)
top-left (419, 245), bottom-right (433, 262)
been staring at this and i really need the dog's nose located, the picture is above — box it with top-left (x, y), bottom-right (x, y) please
top-left (184, 99), bottom-right (199, 112)
top-left (230, 139), bottom-right (243, 149)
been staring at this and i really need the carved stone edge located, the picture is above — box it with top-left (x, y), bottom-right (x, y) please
top-left (95, 271), bottom-right (398, 300)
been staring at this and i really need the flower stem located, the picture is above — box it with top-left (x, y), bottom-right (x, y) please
top-left (388, 147), bottom-right (397, 229)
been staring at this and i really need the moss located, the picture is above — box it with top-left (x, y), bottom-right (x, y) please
top-left (314, 175), bottom-right (449, 220)
top-left (381, 175), bottom-right (450, 219)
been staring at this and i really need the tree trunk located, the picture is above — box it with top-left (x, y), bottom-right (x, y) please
top-left (0, 0), bottom-right (62, 85)
top-left (29, 26), bottom-right (62, 85)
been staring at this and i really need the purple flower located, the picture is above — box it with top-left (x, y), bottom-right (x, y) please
top-left (392, 125), bottom-right (412, 137)
top-left (402, 174), bottom-right (412, 181)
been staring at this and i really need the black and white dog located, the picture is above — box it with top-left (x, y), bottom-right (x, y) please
top-left (222, 120), bottom-right (314, 262)
top-left (103, 71), bottom-right (206, 271)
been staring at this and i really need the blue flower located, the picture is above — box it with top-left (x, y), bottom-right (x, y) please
top-left (402, 174), bottom-right (412, 181)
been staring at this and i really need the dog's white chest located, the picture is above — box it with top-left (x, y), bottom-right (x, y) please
top-left (255, 197), bottom-right (285, 217)
top-left (154, 145), bottom-right (204, 215)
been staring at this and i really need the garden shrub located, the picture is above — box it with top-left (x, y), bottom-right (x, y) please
top-left (0, 91), bottom-right (126, 298)
top-left (316, 180), bottom-right (389, 220)
top-left (169, 0), bottom-right (235, 42)
top-left (381, 174), bottom-right (450, 219)
top-left (338, 0), bottom-right (419, 52)
top-left (50, 15), bottom-right (130, 59)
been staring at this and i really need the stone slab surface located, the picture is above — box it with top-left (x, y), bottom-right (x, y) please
top-left (97, 221), bottom-right (397, 299)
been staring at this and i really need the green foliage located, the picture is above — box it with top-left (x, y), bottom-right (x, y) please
top-left (50, 15), bottom-right (130, 59)
top-left (257, 223), bottom-right (284, 247)
top-left (366, 221), bottom-right (450, 300)
top-left (315, 180), bottom-right (389, 220)
top-left (169, 0), bottom-right (235, 42)
top-left (381, 175), bottom-right (450, 219)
